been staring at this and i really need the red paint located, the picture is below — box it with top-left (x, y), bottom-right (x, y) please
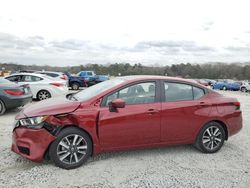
top-left (12, 128), bottom-right (56, 162)
top-left (12, 76), bottom-right (243, 162)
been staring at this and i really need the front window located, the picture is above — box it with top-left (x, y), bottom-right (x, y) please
top-left (104, 82), bottom-right (156, 106)
top-left (73, 78), bottom-right (126, 101)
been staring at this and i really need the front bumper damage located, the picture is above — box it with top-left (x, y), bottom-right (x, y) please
top-left (11, 127), bottom-right (56, 162)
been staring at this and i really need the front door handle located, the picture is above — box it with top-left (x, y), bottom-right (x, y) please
top-left (147, 109), bottom-right (159, 115)
top-left (198, 101), bottom-right (210, 107)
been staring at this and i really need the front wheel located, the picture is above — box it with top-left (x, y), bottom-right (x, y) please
top-left (222, 86), bottom-right (227, 91)
top-left (49, 127), bottom-right (92, 169)
top-left (195, 122), bottom-right (225, 153)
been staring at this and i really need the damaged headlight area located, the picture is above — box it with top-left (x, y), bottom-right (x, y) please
top-left (15, 116), bottom-right (48, 129)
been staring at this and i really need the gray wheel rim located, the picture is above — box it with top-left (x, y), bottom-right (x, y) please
top-left (38, 91), bottom-right (50, 100)
top-left (57, 134), bottom-right (87, 165)
top-left (223, 86), bottom-right (226, 90)
top-left (202, 126), bottom-right (222, 150)
top-left (72, 84), bottom-right (78, 90)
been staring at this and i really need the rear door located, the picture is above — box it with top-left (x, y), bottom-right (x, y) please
top-left (98, 80), bottom-right (161, 149)
top-left (160, 81), bottom-right (211, 143)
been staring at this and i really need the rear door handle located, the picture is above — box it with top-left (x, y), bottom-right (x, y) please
top-left (147, 109), bottom-right (159, 115)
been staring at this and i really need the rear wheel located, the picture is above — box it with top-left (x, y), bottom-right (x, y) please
top-left (195, 122), bottom-right (225, 153)
top-left (0, 99), bottom-right (6, 115)
top-left (222, 86), bottom-right (227, 91)
top-left (37, 90), bottom-right (51, 101)
top-left (49, 127), bottom-right (92, 169)
top-left (71, 82), bottom-right (80, 90)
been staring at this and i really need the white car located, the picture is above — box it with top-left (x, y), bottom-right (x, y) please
top-left (240, 81), bottom-right (250, 92)
top-left (5, 73), bottom-right (68, 100)
top-left (35, 71), bottom-right (69, 86)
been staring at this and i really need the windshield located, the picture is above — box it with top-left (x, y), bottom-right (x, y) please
top-left (74, 78), bottom-right (126, 101)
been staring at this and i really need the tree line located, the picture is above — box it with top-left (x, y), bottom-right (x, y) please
top-left (1, 62), bottom-right (250, 80)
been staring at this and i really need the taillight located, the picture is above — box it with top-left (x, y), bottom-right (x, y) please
top-left (50, 83), bottom-right (63, 87)
top-left (60, 74), bottom-right (68, 80)
top-left (4, 89), bottom-right (24, 96)
top-left (233, 101), bottom-right (240, 110)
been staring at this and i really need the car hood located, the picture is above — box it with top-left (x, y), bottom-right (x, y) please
top-left (18, 96), bottom-right (81, 118)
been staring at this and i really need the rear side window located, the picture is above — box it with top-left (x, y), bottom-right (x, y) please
top-left (40, 72), bottom-right (58, 77)
top-left (164, 82), bottom-right (205, 102)
top-left (87, 72), bottom-right (93, 76)
top-left (6, 75), bottom-right (22, 82)
top-left (193, 86), bottom-right (205, 99)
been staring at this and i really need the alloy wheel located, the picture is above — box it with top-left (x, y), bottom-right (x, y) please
top-left (241, 87), bottom-right (247, 92)
top-left (38, 91), bottom-right (51, 100)
top-left (57, 134), bottom-right (87, 165)
top-left (202, 126), bottom-right (223, 151)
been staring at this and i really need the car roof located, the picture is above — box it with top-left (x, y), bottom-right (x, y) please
top-left (118, 75), bottom-right (208, 89)
top-left (119, 75), bottom-right (192, 82)
top-left (7, 72), bottom-right (51, 78)
top-left (36, 71), bottom-right (63, 74)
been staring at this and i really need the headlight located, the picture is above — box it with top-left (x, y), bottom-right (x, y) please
top-left (18, 116), bottom-right (47, 129)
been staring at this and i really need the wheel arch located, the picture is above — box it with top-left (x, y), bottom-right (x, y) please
top-left (198, 120), bottom-right (228, 140)
top-left (45, 124), bottom-right (94, 159)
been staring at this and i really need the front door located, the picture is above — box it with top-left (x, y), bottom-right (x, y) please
top-left (98, 81), bottom-right (161, 149)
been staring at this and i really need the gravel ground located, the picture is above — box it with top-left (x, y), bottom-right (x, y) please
top-left (0, 91), bottom-right (250, 188)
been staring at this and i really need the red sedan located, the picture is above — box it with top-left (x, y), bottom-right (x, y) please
top-left (12, 76), bottom-right (242, 169)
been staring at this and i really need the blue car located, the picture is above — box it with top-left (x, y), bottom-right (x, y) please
top-left (212, 81), bottom-right (241, 91)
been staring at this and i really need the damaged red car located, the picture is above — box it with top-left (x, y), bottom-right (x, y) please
top-left (12, 76), bottom-right (242, 169)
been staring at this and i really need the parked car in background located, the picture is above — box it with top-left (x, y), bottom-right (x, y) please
top-left (64, 72), bottom-right (88, 90)
top-left (205, 79), bottom-right (217, 86)
top-left (35, 71), bottom-right (68, 82)
top-left (12, 76), bottom-right (242, 169)
top-left (240, 81), bottom-right (250, 92)
top-left (5, 73), bottom-right (68, 101)
top-left (77, 71), bottom-right (109, 85)
top-left (0, 78), bottom-right (32, 114)
top-left (212, 80), bottom-right (241, 91)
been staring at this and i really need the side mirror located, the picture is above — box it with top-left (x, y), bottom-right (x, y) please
top-left (109, 99), bottom-right (125, 112)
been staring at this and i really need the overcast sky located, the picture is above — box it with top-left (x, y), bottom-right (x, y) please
top-left (0, 0), bottom-right (250, 66)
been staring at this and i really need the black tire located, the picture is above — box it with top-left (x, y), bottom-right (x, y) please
top-left (195, 122), bottom-right (225, 153)
top-left (71, 82), bottom-right (80, 90)
top-left (0, 99), bottom-right (6, 115)
top-left (49, 127), bottom-right (92, 169)
top-left (241, 87), bottom-right (247, 92)
top-left (37, 90), bottom-right (51, 101)
top-left (222, 86), bottom-right (227, 91)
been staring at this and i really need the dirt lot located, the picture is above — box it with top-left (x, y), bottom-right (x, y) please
top-left (0, 91), bottom-right (250, 188)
